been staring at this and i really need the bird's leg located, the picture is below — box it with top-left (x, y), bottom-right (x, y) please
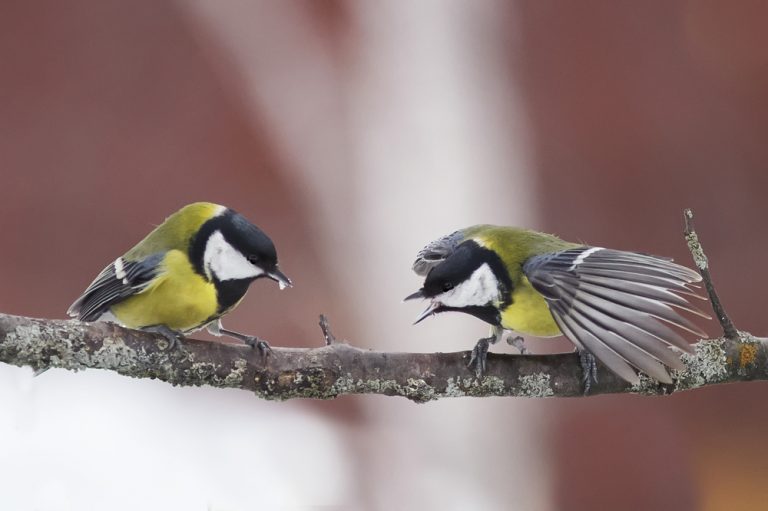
top-left (219, 327), bottom-right (271, 356)
top-left (468, 337), bottom-right (492, 377)
top-left (468, 326), bottom-right (504, 378)
top-left (142, 325), bottom-right (185, 350)
top-left (579, 350), bottom-right (599, 395)
top-left (507, 334), bottom-right (527, 354)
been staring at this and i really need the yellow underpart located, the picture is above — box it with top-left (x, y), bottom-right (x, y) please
top-left (500, 277), bottom-right (561, 337)
top-left (111, 250), bottom-right (218, 332)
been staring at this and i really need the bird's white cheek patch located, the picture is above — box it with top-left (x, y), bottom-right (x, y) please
top-left (439, 263), bottom-right (500, 307)
top-left (204, 230), bottom-right (263, 281)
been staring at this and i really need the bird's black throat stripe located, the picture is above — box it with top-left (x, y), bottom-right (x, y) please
top-left (440, 305), bottom-right (502, 326)
top-left (213, 279), bottom-right (252, 314)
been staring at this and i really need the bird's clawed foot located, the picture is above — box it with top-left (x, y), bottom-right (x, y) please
top-left (219, 327), bottom-right (271, 357)
top-left (143, 325), bottom-right (185, 351)
top-left (579, 351), bottom-right (599, 395)
top-left (468, 336), bottom-right (495, 378)
top-left (244, 336), bottom-right (272, 356)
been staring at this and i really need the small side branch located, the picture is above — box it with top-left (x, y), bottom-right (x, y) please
top-left (684, 208), bottom-right (739, 340)
top-left (319, 314), bottom-right (337, 346)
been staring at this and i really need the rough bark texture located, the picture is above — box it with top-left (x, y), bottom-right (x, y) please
top-left (0, 313), bottom-right (765, 402)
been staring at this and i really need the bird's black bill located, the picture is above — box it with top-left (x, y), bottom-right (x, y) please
top-left (267, 268), bottom-right (293, 290)
top-left (403, 289), bottom-right (425, 302)
top-left (413, 302), bottom-right (441, 325)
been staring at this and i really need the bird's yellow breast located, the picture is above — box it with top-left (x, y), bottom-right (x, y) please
top-left (110, 250), bottom-right (218, 332)
top-left (500, 275), bottom-right (561, 337)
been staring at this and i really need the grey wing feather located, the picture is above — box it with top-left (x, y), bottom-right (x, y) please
top-left (524, 247), bottom-right (707, 384)
top-left (412, 230), bottom-right (465, 276)
top-left (67, 253), bottom-right (164, 321)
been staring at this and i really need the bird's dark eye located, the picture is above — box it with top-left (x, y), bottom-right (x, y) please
top-left (442, 282), bottom-right (454, 292)
top-left (247, 255), bottom-right (260, 264)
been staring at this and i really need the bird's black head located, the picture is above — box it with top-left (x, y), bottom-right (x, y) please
top-left (190, 209), bottom-right (292, 290)
top-left (226, 212), bottom-right (279, 270)
top-left (405, 240), bottom-right (511, 325)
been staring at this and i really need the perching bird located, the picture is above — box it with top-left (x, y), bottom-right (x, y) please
top-left (405, 225), bottom-right (708, 386)
top-left (68, 202), bottom-right (292, 350)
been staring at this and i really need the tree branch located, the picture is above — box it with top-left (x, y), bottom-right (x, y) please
top-left (0, 210), bottom-right (762, 401)
top-left (0, 313), bottom-right (763, 402)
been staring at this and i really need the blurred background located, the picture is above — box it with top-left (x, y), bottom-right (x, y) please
top-left (1, 1), bottom-right (767, 509)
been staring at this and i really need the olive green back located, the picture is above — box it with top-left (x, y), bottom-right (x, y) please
top-left (463, 225), bottom-right (580, 271)
top-left (123, 202), bottom-right (223, 261)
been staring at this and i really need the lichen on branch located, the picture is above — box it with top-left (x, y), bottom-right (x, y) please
top-left (0, 313), bottom-right (765, 402)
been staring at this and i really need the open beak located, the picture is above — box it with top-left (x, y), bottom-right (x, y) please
top-left (267, 268), bottom-right (293, 290)
top-left (413, 301), bottom-right (441, 325)
top-left (404, 289), bottom-right (440, 325)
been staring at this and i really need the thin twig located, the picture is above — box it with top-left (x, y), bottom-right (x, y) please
top-left (683, 208), bottom-right (739, 340)
top-left (319, 314), bottom-right (337, 345)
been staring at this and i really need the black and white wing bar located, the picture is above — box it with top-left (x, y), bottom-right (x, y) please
top-left (67, 253), bottom-right (164, 321)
